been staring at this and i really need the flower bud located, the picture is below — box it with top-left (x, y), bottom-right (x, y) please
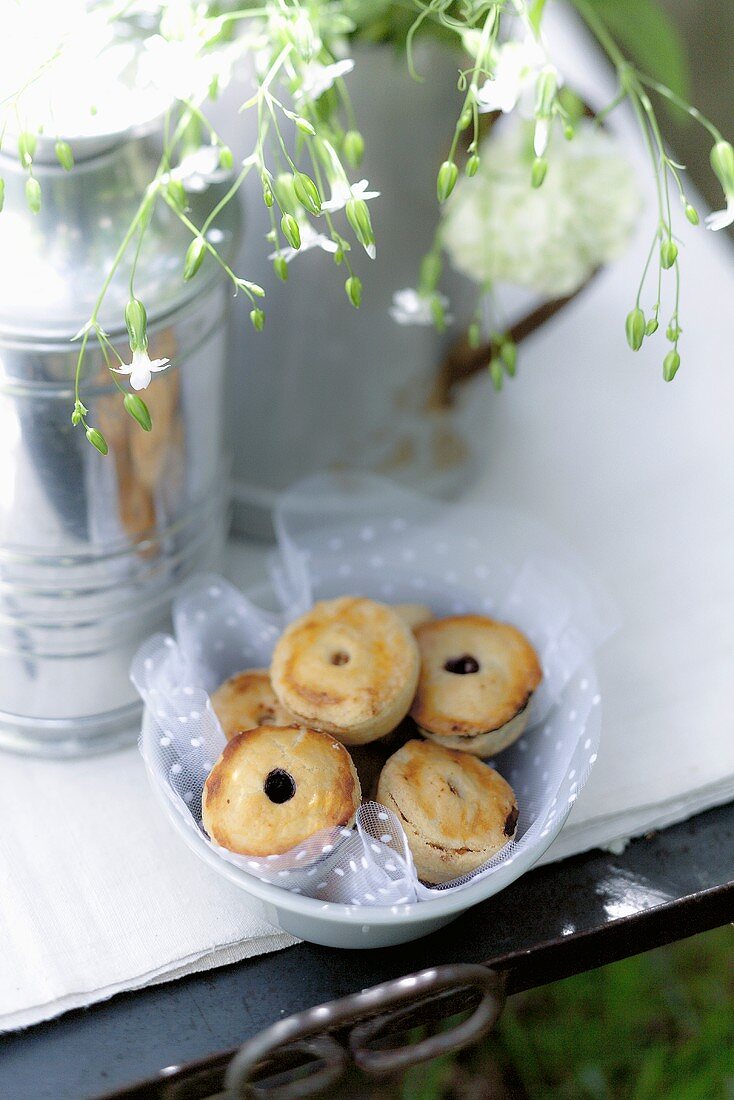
top-left (125, 298), bottom-right (148, 351)
top-left (292, 11), bottom-right (317, 61)
top-left (489, 358), bottom-right (504, 391)
top-left (437, 160), bottom-right (458, 203)
top-left (684, 203), bottom-right (699, 225)
top-left (86, 427), bottom-right (109, 455)
top-left (458, 109), bottom-right (473, 132)
top-left (183, 236), bottom-right (206, 280)
top-left (501, 340), bottom-right (517, 375)
top-left (419, 253), bottom-right (442, 293)
top-left (274, 255), bottom-right (288, 282)
top-left (274, 173), bottom-right (298, 215)
top-left (71, 405), bottom-right (83, 426)
top-left (262, 181), bottom-right (274, 208)
top-left (333, 246), bottom-right (344, 265)
top-left (625, 308), bottom-right (646, 351)
top-left (295, 116), bottom-right (316, 136)
top-left (294, 172), bottom-right (321, 215)
top-left (666, 321), bottom-right (681, 341)
top-left (219, 145), bottom-right (234, 170)
top-left (55, 140), bottom-right (74, 171)
top-left (563, 123), bottom-right (575, 141)
top-left (467, 322), bottom-right (481, 349)
top-left (25, 177), bottom-right (41, 214)
top-left (645, 317), bottom-right (659, 336)
top-left (660, 239), bottom-right (678, 269)
top-left (124, 393), bottom-right (152, 432)
top-left (710, 140), bottom-right (734, 195)
top-left (0, 179), bottom-right (5, 213)
top-left (242, 280), bottom-right (265, 298)
top-left (663, 349), bottom-right (680, 381)
top-left (250, 307), bottom-right (265, 331)
top-left (166, 178), bottom-right (187, 211)
top-left (344, 130), bottom-right (365, 168)
top-left (345, 198), bottom-right (375, 252)
top-left (466, 154), bottom-right (480, 177)
top-left (531, 157), bottom-right (548, 188)
top-left (281, 213), bottom-right (301, 250)
top-left (18, 131), bottom-right (36, 168)
top-left (345, 275), bottom-right (362, 308)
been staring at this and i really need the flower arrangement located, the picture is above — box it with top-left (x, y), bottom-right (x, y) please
top-left (0, 0), bottom-right (731, 451)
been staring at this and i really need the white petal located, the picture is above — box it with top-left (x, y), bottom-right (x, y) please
top-left (705, 199), bottom-right (734, 231)
top-left (297, 59), bottom-right (354, 101)
top-left (130, 369), bottom-right (152, 391)
top-left (534, 118), bottom-right (550, 157)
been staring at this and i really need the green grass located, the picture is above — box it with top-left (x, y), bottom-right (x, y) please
top-left (395, 926), bottom-right (734, 1100)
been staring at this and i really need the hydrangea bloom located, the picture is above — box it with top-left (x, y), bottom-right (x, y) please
top-left (441, 118), bottom-right (642, 297)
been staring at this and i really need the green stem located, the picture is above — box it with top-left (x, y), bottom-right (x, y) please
top-left (201, 162), bottom-right (253, 235)
top-left (635, 74), bottom-right (723, 143)
top-left (163, 195), bottom-right (256, 301)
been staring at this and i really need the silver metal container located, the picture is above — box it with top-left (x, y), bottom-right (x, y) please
top-left (0, 132), bottom-right (240, 756)
top-left (210, 42), bottom-right (475, 539)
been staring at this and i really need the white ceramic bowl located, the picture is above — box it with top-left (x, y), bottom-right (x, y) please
top-left (143, 656), bottom-right (600, 949)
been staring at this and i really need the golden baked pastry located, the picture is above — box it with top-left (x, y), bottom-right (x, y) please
top-left (411, 615), bottom-right (542, 756)
top-left (211, 669), bottom-right (292, 741)
top-left (270, 597), bottom-right (420, 745)
top-left (393, 603), bottom-right (434, 631)
top-left (202, 724), bottom-right (361, 857)
top-left (376, 739), bottom-right (518, 884)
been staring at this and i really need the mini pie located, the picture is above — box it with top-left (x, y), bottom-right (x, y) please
top-left (376, 739), bottom-right (518, 884)
top-left (411, 615), bottom-right (542, 756)
top-left (202, 724), bottom-right (361, 857)
top-left (270, 597), bottom-right (420, 745)
top-left (210, 669), bottom-right (292, 741)
top-left (392, 603), bottom-right (434, 631)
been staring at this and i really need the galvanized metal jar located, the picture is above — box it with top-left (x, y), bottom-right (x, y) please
top-left (210, 42), bottom-right (475, 539)
top-left (0, 132), bottom-right (240, 755)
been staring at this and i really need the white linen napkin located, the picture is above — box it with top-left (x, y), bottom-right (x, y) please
top-left (0, 748), bottom-right (296, 1032)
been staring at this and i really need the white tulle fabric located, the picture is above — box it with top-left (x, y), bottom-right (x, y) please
top-left (132, 474), bottom-right (615, 906)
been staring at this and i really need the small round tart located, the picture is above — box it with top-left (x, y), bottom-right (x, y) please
top-left (376, 739), bottom-right (518, 885)
top-left (393, 603), bottom-right (434, 631)
top-left (411, 615), bottom-right (542, 756)
top-left (211, 669), bottom-right (293, 741)
top-left (202, 725), bottom-right (361, 857)
top-left (270, 597), bottom-right (420, 745)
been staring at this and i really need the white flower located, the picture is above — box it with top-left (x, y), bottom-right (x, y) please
top-left (705, 196), bottom-right (734, 231)
top-left (322, 178), bottom-right (380, 214)
top-left (296, 58), bottom-right (354, 101)
top-left (475, 40), bottom-right (554, 117)
top-left (441, 118), bottom-right (642, 298)
top-left (171, 146), bottom-right (231, 193)
top-left (139, 33), bottom-right (237, 104)
top-left (113, 348), bottom-right (170, 391)
top-left (268, 221), bottom-right (339, 264)
top-left (390, 288), bottom-right (452, 326)
top-left (534, 116), bottom-right (551, 157)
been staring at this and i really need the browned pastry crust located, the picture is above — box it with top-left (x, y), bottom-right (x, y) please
top-left (270, 597), bottom-right (420, 745)
top-left (410, 615), bottom-right (542, 755)
top-left (211, 669), bottom-right (292, 741)
top-left (376, 739), bottom-right (518, 884)
top-left (202, 724), bottom-right (361, 857)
